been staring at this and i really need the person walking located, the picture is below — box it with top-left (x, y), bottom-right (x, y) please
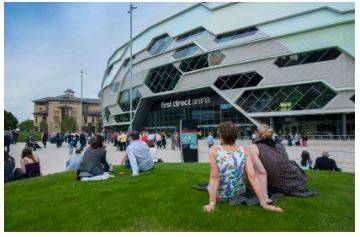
top-left (156, 132), bottom-right (162, 148)
top-left (161, 132), bottom-right (167, 149)
top-left (287, 133), bottom-right (293, 146)
top-left (119, 131), bottom-right (128, 151)
top-left (207, 132), bottom-right (214, 148)
top-left (79, 131), bottom-right (87, 151)
top-left (171, 131), bottom-right (176, 150)
top-left (41, 131), bottom-right (48, 148)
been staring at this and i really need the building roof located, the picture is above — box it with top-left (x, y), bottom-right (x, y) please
top-left (64, 88), bottom-right (75, 94)
top-left (33, 94), bottom-right (100, 104)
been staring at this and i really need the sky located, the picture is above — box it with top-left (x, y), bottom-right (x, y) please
top-left (4, 2), bottom-right (185, 122)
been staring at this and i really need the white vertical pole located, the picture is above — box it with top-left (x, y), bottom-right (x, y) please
top-left (80, 70), bottom-right (83, 133)
top-left (129, 3), bottom-right (137, 132)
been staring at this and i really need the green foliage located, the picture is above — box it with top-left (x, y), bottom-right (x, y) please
top-left (61, 116), bottom-right (77, 132)
top-left (17, 131), bottom-right (42, 142)
top-left (4, 110), bottom-right (18, 130)
top-left (39, 120), bottom-right (48, 132)
top-left (4, 164), bottom-right (355, 231)
top-left (18, 119), bottom-right (34, 132)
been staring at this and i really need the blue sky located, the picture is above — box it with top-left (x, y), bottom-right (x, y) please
top-left (4, 2), bottom-right (183, 122)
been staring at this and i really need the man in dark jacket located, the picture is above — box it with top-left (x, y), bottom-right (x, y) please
top-left (313, 151), bottom-right (341, 171)
top-left (79, 132), bottom-right (87, 151)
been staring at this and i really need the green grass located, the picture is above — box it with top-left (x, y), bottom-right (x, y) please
top-left (4, 163), bottom-right (354, 231)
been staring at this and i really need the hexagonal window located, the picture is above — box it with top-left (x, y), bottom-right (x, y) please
top-left (236, 82), bottom-right (337, 113)
top-left (172, 43), bottom-right (199, 59)
top-left (147, 34), bottom-right (173, 55)
top-left (118, 88), bottom-right (141, 112)
top-left (145, 64), bottom-right (182, 93)
top-left (274, 47), bottom-right (341, 68)
top-left (214, 71), bottom-right (263, 90)
top-left (209, 50), bottom-right (225, 66)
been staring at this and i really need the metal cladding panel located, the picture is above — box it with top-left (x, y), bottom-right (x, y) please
top-left (259, 8), bottom-right (354, 38)
top-left (106, 2), bottom-right (354, 65)
top-left (108, 104), bottom-right (123, 114)
top-left (277, 22), bottom-right (354, 57)
top-left (220, 39), bottom-right (292, 65)
top-left (325, 90), bottom-right (355, 110)
top-left (101, 86), bottom-right (119, 107)
top-left (121, 70), bottom-right (148, 90)
top-left (176, 52), bottom-right (353, 92)
top-left (259, 53), bottom-right (354, 89)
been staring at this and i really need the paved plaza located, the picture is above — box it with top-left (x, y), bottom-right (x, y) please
top-left (7, 139), bottom-right (355, 175)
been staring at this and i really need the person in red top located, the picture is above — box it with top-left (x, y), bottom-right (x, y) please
top-left (140, 132), bottom-right (148, 142)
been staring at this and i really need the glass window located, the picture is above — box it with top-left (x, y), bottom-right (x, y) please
top-left (172, 44), bottom-right (199, 59)
top-left (274, 47), bottom-right (341, 68)
top-left (176, 27), bottom-right (205, 42)
top-left (214, 27), bottom-right (258, 43)
top-left (145, 64), bottom-right (182, 93)
top-left (350, 95), bottom-right (355, 103)
top-left (102, 61), bottom-right (122, 88)
top-left (236, 82), bottom-right (337, 113)
top-left (118, 88), bottom-right (141, 112)
top-left (215, 71), bottom-right (263, 91)
top-left (148, 34), bottom-right (173, 55)
top-left (104, 108), bottom-right (110, 123)
top-left (123, 55), bottom-right (136, 68)
top-left (111, 82), bottom-right (120, 93)
top-left (179, 54), bottom-right (209, 72)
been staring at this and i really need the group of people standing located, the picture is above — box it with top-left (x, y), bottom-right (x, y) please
top-left (4, 130), bottom-right (18, 153)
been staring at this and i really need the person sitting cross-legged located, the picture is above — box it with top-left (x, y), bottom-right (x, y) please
top-left (78, 134), bottom-right (111, 179)
top-left (66, 148), bottom-right (83, 171)
top-left (120, 131), bottom-right (154, 176)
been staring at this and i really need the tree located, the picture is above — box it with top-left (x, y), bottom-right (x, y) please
top-left (4, 110), bottom-right (18, 130)
top-left (61, 116), bottom-right (77, 132)
top-left (39, 120), bottom-right (48, 132)
top-left (18, 119), bottom-right (34, 132)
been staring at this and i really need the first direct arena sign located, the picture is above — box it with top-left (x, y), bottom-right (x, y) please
top-left (161, 97), bottom-right (211, 109)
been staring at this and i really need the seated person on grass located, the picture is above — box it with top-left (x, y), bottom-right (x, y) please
top-left (14, 148), bottom-right (41, 179)
top-left (120, 131), bottom-right (154, 176)
top-left (204, 121), bottom-right (282, 213)
top-left (66, 148), bottom-right (83, 171)
top-left (78, 134), bottom-right (111, 179)
top-left (147, 140), bottom-right (163, 163)
top-left (249, 125), bottom-right (308, 195)
top-left (313, 151), bottom-right (341, 172)
top-left (4, 151), bottom-right (15, 182)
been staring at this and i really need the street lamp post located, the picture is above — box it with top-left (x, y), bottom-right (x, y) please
top-left (80, 70), bottom-right (84, 133)
top-left (128, 3), bottom-right (137, 132)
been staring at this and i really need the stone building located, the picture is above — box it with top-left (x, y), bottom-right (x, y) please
top-left (33, 89), bottom-right (101, 133)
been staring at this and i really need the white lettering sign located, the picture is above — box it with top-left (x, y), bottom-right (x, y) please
top-left (160, 97), bottom-right (211, 109)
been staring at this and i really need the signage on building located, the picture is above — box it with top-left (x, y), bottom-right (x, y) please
top-left (161, 96), bottom-right (211, 109)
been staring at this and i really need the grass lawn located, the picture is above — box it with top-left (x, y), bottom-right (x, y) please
top-left (4, 163), bottom-right (354, 231)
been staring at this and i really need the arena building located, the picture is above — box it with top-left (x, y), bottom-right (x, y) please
top-left (99, 2), bottom-right (355, 136)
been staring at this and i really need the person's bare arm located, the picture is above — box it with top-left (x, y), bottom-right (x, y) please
top-left (20, 159), bottom-right (26, 174)
top-left (203, 147), bottom-right (219, 213)
top-left (120, 152), bottom-right (128, 165)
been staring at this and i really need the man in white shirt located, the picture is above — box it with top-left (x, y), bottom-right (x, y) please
top-left (120, 131), bottom-right (154, 176)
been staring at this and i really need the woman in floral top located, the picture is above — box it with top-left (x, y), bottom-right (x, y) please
top-left (203, 121), bottom-right (282, 212)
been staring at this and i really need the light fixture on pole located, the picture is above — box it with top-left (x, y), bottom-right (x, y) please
top-left (128, 3), bottom-right (137, 132)
top-left (80, 70), bottom-right (84, 133)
